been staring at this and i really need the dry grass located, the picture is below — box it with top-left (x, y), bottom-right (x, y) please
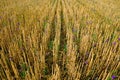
top-left (0, 0), bottom-right (120, 80)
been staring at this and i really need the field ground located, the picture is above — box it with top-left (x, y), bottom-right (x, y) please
top-left (0, 0), bottom-right (120, 80)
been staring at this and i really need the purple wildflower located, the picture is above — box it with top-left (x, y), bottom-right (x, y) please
top-left (112, 42), bottom-right (116, 46)
top-left (112, 75), bottom-right (117, 80)
top-left (118, 37), bottom-right (120, 41)
top-left (84, 61), bottom-right (88, 65)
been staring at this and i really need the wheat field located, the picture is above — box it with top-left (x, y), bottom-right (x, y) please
top-left (0, 0), bottom-right (120, 80)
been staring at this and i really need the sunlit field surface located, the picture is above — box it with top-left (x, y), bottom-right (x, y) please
top-left (0, 0), bottom-right (120, 80)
